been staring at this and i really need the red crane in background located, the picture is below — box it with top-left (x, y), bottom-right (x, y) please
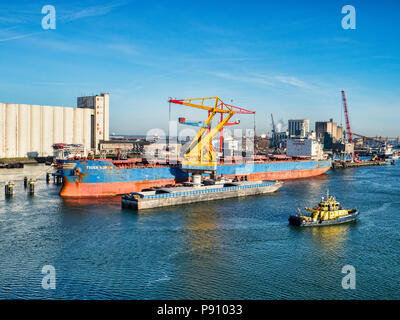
top-left (341, 90), bottom-right (353, 143)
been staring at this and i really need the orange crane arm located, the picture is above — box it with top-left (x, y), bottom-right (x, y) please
top-left (169, 97), bottom-right (230, 113)
top-left (168, 97), bottom-right (255, 114)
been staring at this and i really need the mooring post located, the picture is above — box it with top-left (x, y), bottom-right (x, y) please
top-left (28, 179), bottom-right (35, 195)
top-left (24, 176), bottom-right (28, 188)
top-left (46, 173), bottom-right (50, 183)
top-left (5, 181), bottom-right (14, 197)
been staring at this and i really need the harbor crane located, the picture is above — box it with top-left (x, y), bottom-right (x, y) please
top-left (168, 97), bottom-right (255, 173)
top-left (341, 90), bottom-right (360, 161)
top-left (341, 90), bottom-right (353, 143)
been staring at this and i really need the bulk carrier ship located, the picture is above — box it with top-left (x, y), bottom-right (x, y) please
top-left (56, 157), bottom-right (331, 198)
top-left (54, 97), bottom-right (331, 198)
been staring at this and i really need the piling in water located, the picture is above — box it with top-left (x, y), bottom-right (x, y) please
top-left (46, 173), bottom-right (50, 183)
top-left (28, 179), bottom-right (35, 195)
top-left (55, 176), bottom-right (63, 185)
top-left (5, 182), bottom-right (14, 197)
top-left (24, 177), bottom-right (28, 188)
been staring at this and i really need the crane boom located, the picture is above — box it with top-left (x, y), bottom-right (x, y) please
top-left (341, 90), bottom-right (353, 143)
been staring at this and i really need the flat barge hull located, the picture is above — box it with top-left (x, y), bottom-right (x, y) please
top-left (122, 182), bottom-right (283, 210)
top-left (58, 159), bottom-right (331, 198)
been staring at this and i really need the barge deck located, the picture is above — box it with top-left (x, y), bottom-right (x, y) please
top-left (122, 180), bottom-right (283, 210)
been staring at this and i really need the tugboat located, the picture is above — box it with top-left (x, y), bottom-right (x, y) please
top-left (288, 189), bottom-right (359, 227)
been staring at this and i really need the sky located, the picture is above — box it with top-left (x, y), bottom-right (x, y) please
top-left (0, 0), bottom-right (399, 137)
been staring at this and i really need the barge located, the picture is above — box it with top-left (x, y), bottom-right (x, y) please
top-left (121, 180), bottom-right (283, 210)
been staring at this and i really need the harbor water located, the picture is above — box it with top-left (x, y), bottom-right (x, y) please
top-left (0, 163), bottom-right (399, 299)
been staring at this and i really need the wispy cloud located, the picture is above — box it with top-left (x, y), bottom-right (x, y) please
top-left (209, 72), bottom-right (273, 87)
top-left (209, 71), bottom-right (313, 90)
top-left (0, 16), bottom-right (21, 24)
top-left (193, 23), bottom-right (239, 37)
top-left (107, 43), bottom-right (139, 56)
top-left (29, 37), bottom-right (84, 53)
top-left (0, 31), bottom-right (40, 43)
top-left (27, 35), bottom-right (142, 59)
top-left (62, 2), bottom-right (128, 21)
top-left (31, 81), bottom-right (92, 86)
top-left (275, 76), bottom-right (312, 89)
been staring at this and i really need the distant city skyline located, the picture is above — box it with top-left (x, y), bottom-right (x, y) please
top-left (1, 0), bottom-right (399, 137)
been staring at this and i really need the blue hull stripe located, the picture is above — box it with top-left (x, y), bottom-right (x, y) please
top-left (60, 159), bottom-right (331, 184)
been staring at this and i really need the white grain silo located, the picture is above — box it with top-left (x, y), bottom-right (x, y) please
top-left (0, 103), bottom-right (5, 158)
top-left (53, 106), bottom-right (64, 144)
top-left (73, 108), bottom-right (83, 145)
top-left (30, 105), bottom-right (41, 156)
top-left (5, 104), bottom-right (18, 158)
top-left (18, 104), bottom-right (31, 158)
top-left (0, 92), bottom-right (109, 158)
top-left (42, 106), bottom-right (54, 156)
top-left (83, 107), bottom-right (92, 150)
top-left (63, 107), bottom-right (73, 144)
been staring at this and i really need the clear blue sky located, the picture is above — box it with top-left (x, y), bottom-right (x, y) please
top-left (0, 0), bottom-right (399, 137)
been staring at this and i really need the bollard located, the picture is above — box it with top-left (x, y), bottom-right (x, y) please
top-left (28, 179), bottom-right (35, 195)
top-left (24, 176), bottom-right (28, 188)
top-left (56, 176), bottom-right (63, 185)
top-left (46, 173), bottom-right (50, 183)
top-left (5, 182), bottom-right (14, 197)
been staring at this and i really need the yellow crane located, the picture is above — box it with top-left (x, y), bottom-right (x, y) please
top-left (168, 97), bottom-right (255, 172)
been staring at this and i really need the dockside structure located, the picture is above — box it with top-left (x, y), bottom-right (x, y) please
top-left (0, 93), bottom-right (109, 158)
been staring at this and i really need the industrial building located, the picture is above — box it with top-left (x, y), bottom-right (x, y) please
top-left (288, 119), bottom-right (310, 138)
top-left (0, 93), bottom-right (109, 158)
top-left (286, 133), bottom-right (324, 160)
top-left (315, 119), bottom-right (343, 142)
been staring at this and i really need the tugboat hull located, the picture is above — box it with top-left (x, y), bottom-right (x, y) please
top-left (289, 211), bottom-right (359, 227)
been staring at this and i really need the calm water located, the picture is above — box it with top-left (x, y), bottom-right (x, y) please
top-left (1, 163), bottom-right (399, 299)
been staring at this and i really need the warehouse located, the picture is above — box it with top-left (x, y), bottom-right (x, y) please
top-left (0, 93), bottom-right (109, 158)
